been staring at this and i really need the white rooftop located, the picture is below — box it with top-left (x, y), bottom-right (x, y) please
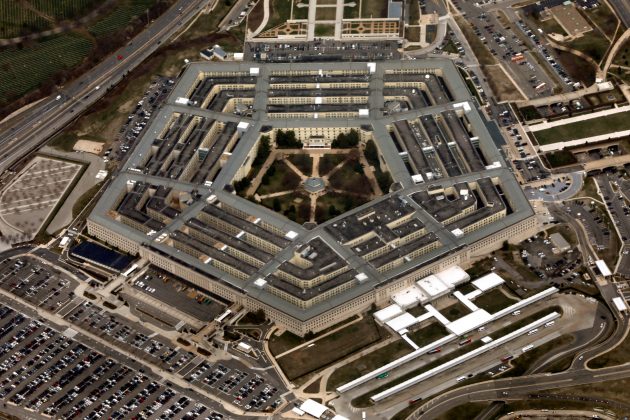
top-left (416, 275), bottom-right (450, 298)
top-left (613, 296), bottom-right (628, 312)
top-left (299, 399), bottom-right (328, 418)
top-left (392, 286), bottom-right (427, 308)
top-left (595, 260), bottom-right (612, 277)
top-left (285, 230), bottom-right (299, 240)
top-left (374, 304), bottom-right (404, 323)
top-left (472, 272), bottom-right (505, 292)
top-left (332, 415), bottom-right (350, 420)
top-left (446, 309), bottom-right (493, 336)
top-left (435, 266), bottom-right (470, 287)
top-left (386, 312), bottom-right (418, 332)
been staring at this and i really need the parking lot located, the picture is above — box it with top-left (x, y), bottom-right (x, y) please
top-left (182, 361), bottom-right (281, 412)
top-left (245, 40), bottom-right (401, 62)
top-left (596, 173), bottom-right (630, 277)
top-left (563, 201), bottom-right (613, 251)
top-left (0, 255), bottom-right (288, 415)
top-left (0, 300), bottom-right (225, 420)
top-left (108, 77), bottom-right (175, 164)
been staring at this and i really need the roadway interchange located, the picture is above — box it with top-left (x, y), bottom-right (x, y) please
top-left (405, 204), bottom-right (630, 418)
top-left (0, 0), bottom-right (213, 176)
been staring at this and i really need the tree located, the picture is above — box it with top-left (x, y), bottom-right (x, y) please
top-left (275, 130), bottom-right (303, 148)
top-left (253, 136), bottom-right (271, 166)
top-left (364, 140), bottom-right (379, 167)
top-left (273, 197), bottom-right (281, 212)
top-left (332, 129), bottom-right (360, 148)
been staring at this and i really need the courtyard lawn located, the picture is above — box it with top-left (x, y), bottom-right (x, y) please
top-left (471, 287), bottom-right (518, 314)
top-left (287, 154), bottom-right (313, 176)
top-left (329, 160), bottom-right (373, 196)
top-left (533, 111), bottom-right (630, 145)
top-left (257, 160), bottom-right (300, 195)
top-left (319, 154), bottom-right (346, 175)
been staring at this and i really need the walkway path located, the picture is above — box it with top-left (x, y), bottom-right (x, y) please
top-left (603, 28), bottom-right (630, 75)
top-left (250, 0), bottom-right (271, 37)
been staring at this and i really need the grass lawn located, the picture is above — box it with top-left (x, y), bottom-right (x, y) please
top-left (533, 111), bottom-right (630, 145)
top-left (543, 150), bottom-right (578, 168)
top-left (48, 132), bottom-right (79, 153)
top-left (407, 322), bottom-right (449, 348)
top-left (264, 0), bottom-right (293, 30)
top-left (567, 31), bottom-right (610, 64)
top-left (360, 0), bottom-right (388, 18)
top-left (583, 1), bottom-right (619, 39)
top-left (276, 316), bottom-right (388, 381)
top-left (613, 38), bottom-right (630, 66)
top-left (319, 154), bottom-right (346, 175)
top-left (72, 182), bottom-right (104, 218)
top-left (326, 338), bottom-right (413, 391)
top-left (482, 64), bottom-right (523, 102)
top-left (315, 7), bottom-right (337, 20)
top-left (498, 334), bottom-right (573, 377)
top-left (343, 3), bottom-right (359, 19)
top-left (257, 160), bottom-right (300, 195)
top-left (314, 23), bottom-right (335, 37)
top-left (589, 330), bottom-right (630, 368)
top-left (294, 2), bottom-right (309, 20)
top-left (432, 402), bottom-right (488, 420)
top-left (315, 192), bottom-right (369, 223)
top-left (552, 47), bottom-right (597, 87)
top-left (442, 300), bottom-right (471, 322)
top-left (287, 154), bottom-right (313, 176)
top-left (406, 27), bottom-right (421, 43)
top-left (260, 191), bottom-right (310, 224)
top-left (471, 287), bottom-right (518, 314)
top-left (329, 160), bottom-right (373, 195)
top-left (541, 378), bottom-right (630, 406)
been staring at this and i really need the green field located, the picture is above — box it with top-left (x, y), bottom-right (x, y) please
top-left (31, 0), bottom-right (102, 20)
top-left (0, 33), bottom-right (93, 103)
top-left (533, 111), bottom-right (630, 145)
top-left (0, 0), bottom-right (51, 38)
top-left (276, 316), bottom-right (387, 381)
top-left (89, 0), bottom-right (158, 37)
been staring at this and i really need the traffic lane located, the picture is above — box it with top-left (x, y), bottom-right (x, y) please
top-left (0, 0), bottom-right (212, 174)
top-left (414, 366), bottom-right (630, 419)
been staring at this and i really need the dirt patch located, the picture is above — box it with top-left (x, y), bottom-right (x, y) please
top-left (482, 64), bottom-right (524, 102)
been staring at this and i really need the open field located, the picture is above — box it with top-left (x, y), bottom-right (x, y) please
top-left (0, 0), bottom-right (51, 38)
top-left (88, 0), bottom-right (158, 36)
top-left (588, 333), bottom-right (630, 368)
top-left (533, 111), bottom-right (630, 145)
top-left (262, 0), bottom-right (292, 30)
top-left (482, 64), bottom-right (523, 102)
top-left (276, 316), bottom-right (387, 380)
top-left (0, 33), bottom-right (93, 105)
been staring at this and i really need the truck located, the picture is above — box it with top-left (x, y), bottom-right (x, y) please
top-left (522, 344), bottom-right (534, 352)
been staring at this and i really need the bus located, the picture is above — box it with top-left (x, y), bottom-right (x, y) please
top-left (459, 338), bottom-right (472, 346)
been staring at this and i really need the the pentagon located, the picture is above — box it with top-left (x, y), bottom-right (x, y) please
top-left (87, 59), bottom-right (537, 335)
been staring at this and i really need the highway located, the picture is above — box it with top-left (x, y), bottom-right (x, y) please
top-left (0, 0), bottom-right (213, 175)
top-left (406, 201), bottom-right (630, 419)
top-left (409, 364), bottom-right (630, 419)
